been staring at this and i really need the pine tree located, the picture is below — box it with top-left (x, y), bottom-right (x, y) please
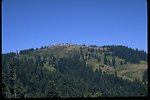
top-left (80, 47), bottom-right (83, 55)
top-left (46, 81), bottom-right (61, 98)
top-left (112, 57), bottom-right (116, 66)
top-left (2, 73), bottom-right (7, 98)
top-left (104, 56), bottom-right (107, 65)
top-left (120, 60), bottom-right (123, 65)
top-left (99, 57), bottom-right (101, 62)
top-left (5, 62), bottom-right (11, 98)
top-left (9, 58), bottom-right (17, 98)
top-left (124, 60), bottom-right (127, 64)
top-left (15, 82), bottom-right (27, 98)
top-left (98, 56), bottom-right (101, 62)
top-left (16, 50), bottom-right (19, 57)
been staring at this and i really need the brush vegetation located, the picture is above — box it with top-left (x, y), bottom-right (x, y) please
top-left (2, 44), bottom-right (148, 98)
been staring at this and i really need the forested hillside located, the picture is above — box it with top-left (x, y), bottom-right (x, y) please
top-left (2, 44), bottom-right (148, 98)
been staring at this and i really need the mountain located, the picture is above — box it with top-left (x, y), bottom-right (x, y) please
top-left (2, 44), bottom-right (148, 98)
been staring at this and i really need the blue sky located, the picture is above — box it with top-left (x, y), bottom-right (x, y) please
top-left (2, 0), bottom-right (147, 53)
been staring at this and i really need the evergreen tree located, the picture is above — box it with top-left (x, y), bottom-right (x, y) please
top-left (2, 73), bottom-right (7, 98)
top-left (46, 81), bottom-right (61, 98)
top-left (2, 45), bottom-right (147, 97)
top-left (112, 57), bottom-right (116, 66)
top-left (9, 58), bottom-right (17, 98)
top-left (15, 82), bottom-right (27, 98)
top-left (98, 56), bottom-right (101, 62)
top-left (104, 56), bottom-right (107, 65)
top-left (82, 44), bottom-right (86, 46)
top-left (142, 70), bottom-right (147, 83)
top-left (41, 46), bottom-right (44, 49)
top-left (80, 47), bottom-right (83, 55)
top-left (99, 57), bottom-right (101, 62)
top-left (108, 60), bottom-right (111, 65)
top-left (124, 60), bottom-right (127, 64)
top-left (16, 50), bottom-right (19, 56)
top-left (120, 60), bottom-right (123, 65)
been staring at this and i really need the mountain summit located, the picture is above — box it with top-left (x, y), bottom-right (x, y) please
top-left (2, 44), bottom-right (148, 98)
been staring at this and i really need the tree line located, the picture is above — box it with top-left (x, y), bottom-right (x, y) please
top-left (2, 50), bottom-right (147, 98)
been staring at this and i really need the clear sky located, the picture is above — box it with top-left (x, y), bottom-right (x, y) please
top-left (2, 0), bottom-right (147, 53)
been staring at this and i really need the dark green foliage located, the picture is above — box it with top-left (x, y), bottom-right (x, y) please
top-left (142, 70), bottom-right (147, 83)
top-left (2, 45), bottom-right (147, 98)
top-left (48, 55), bottom-right (57, 65)
top-left (104, 56), bottom-right (107, 65)
top-left (103, 45), bottom-right (147, 64)
top-left (2, 52), bottom-right (16, 60)
top-left (44, 46), bottom-right (47, 48)
top-left (124, 60), bottom-right (127, 64)
top-left (2, 59), bottom-right (27, 98)
top-left (9, 58), bottom-right (17, 98)
top-left (104, 52), bottom-right (111, 56)
top-left (2, 73), bottom-right (8, 98)
top-left (47, 81), bottom-right (61, 98)
top-left (19, 48), bottom-right (34, 55)
top-left (88, 47), bottom-right (94, 52)
top-left (120, 60), bottom-right (123, 65)
top-left (97, 56), bottom-right (101, 62)
top-left (40, 46), bottom-right (44, 49)
top-left (89, 45), bottom-right (97, 47)
top-left (99, 57), bottom-right (101, 62)
top-left (82, 44), bottom-right (86, 46)
top-left (16, 50), bottom-right (19, 56)
top-left (108, 60), bottom-right (111, 65)
top-left (80, 47), bottom-right (83, 55)
top-left (112, 57), bottom-right (116, 66)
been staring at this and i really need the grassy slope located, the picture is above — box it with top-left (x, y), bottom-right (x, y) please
top-left (80, 45), bottom-right (147, 82)
top-left (116, 64), bottom-right (147, 81)
top-left (17, 44), bottom-right (147, 82)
